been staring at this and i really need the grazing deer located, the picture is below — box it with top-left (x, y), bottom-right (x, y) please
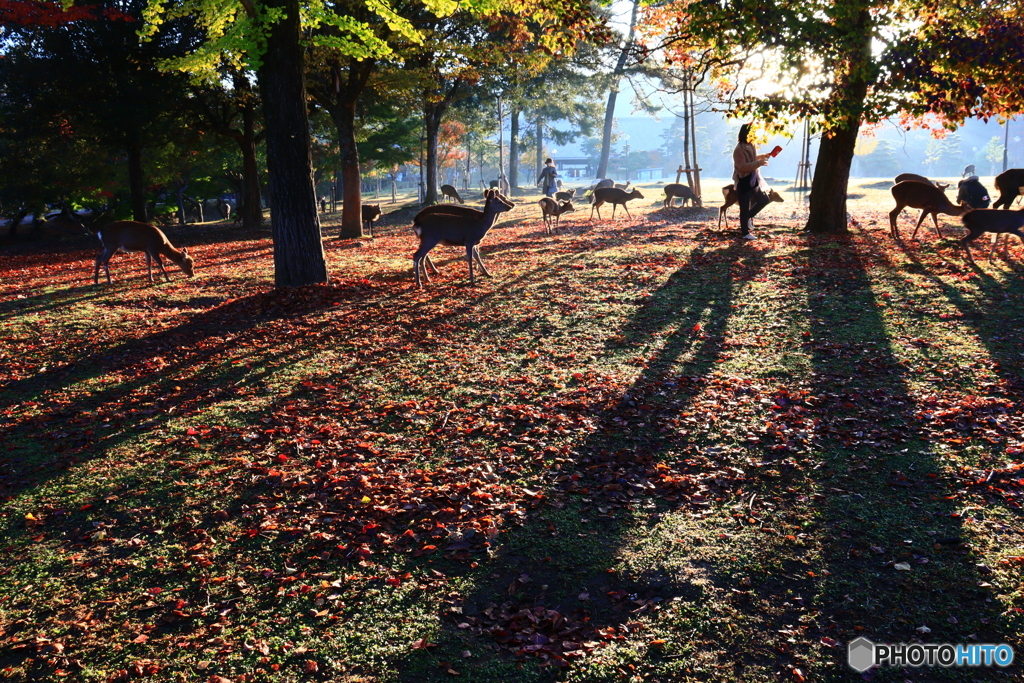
top-left (538, 197), bottom-right (575, 234)
top-left (717, 184), bottom-right (784, 229)
top-left (961, 208), bottom-right (1024, 261)
top-left (593, 179), bottom-right (615, 190)
top-left (440, 184), bottom-right (464, 204)
top-left (93, 221), bottom-right (195, 284)
top-left (894, 173), bottom-right (950, 190)
top-left (555, 187), bottom-right (576, 203)
top-left (662, 183), bottom-right (702, 208)
top-left (962, 164), bottom-right (976, 178)
top-left (362, 204), bottom-right (382, 236)
top-left (411, 189), bottom-right (515, 287)
top-left (589, 187), bottom-right (644, 220)
top-left (889, 180), bottom-right (967, 240)
top-left (992, 169), bottom-right (1024, 210)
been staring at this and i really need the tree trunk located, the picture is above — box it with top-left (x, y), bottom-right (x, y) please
top-left (176, 181), bottom-right (188, 225)
top-left (424, 101), bottom-right (444, 205)
top-left (239, 103), bottom-right (263, 230)
top-left (335, 102), bottom-right (363, 238)
top-left (257, 0), bottom-right (328, 286)
top-left (596, 0), bottom-right (639, 180)
top-left (535, 117), bottom-right (544, 185)
top-left (689, 87), bottom-right (701, 198)
top-left (127, 142), bottom-right (147, 222)
top-left (508, 108), bottom-right (520, 193)
top-left (804, 7), bottom-right (872, 235)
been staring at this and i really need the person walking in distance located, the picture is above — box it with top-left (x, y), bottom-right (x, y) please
top-left (732, 123), bottom-right (773, 240)
top-left (537, 158), bottom-right (559, 198)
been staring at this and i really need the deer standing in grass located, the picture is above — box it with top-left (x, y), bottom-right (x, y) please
top-left (412, 189), bottom-right (515, 287)
top-left (961, 208), bottom-right (1024, 261)
top-left (589, 187), bottom-right (644, 220)
top-left (662, 183), bottom-right (702, 208)
top-left (538, 197), bottom-right (575, 234)
top-left (93, 221), bottom-right (195, 284)
top-left (718, 184), bottom-right (783, 229)
top-left (440, 184), bottom-right (464, 204)
top-left (889, 180), bottom-right (967, 240)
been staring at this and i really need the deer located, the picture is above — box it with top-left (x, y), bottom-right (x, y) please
top-left (662, 183), bottom-right (702, 208)
top-left (992, 169), bottom-right (1024, 210)
top-left (362, 204), bottom-right (382, 236)
top-left (717, 184), bottom-right (784, 229)
top-left (894, 173), bottom-right (950, 190)
top-left (889, 180), bottom-right (968, 240)
top-left (440, 184), bottom-right (464, 204)
top-left (960, 208), bottom-right (1024, 261)
top-left (555, 187), bottom-right (576, 203)
top-left (589, 187), bottom-right (644, 220)
top-left (411, 189), bottom-right (515, 287)
top-left (538, 197), bottom-right (575, 234)
top-left (93, 221), bottom-right (195, 284)
top-left (962, 164), bottom-right (976, 178)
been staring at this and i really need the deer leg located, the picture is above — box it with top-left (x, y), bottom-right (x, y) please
top-left (413, 242), bottom-right (437, 287)
top-left (961, 233), bottom-right (978, 263)
top-left (931, 212), bottom-right (943, 239)
top-left (910, 210), bottom-right (931, 240)
top-left (153, 253), bottom-right (171, 282)
top-left (473, 246), bottom-right (491, 278)
top-left (466, 245), bottom-right (475, 286)
top-left (888, 206), bottom-right (902, 239)
top-left (623, 204), bottom-right (633, 219)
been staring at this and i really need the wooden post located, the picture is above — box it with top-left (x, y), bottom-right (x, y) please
top-left (675, 165), bottom-right (684, 184)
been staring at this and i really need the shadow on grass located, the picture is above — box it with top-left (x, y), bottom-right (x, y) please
top-left (388, 241), bottom-right (767, 680)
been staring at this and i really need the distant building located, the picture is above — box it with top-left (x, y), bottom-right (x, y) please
top-left (634, 168), bottom-right (663, 181)
top-left (553, 157), bottom-right (592, 178)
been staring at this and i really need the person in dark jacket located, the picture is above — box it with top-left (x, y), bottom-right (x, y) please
top-left (537, 158), bottom-right (558, 197)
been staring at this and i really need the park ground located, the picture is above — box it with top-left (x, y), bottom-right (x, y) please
top-left (1, 177), bottom-right (1023, 682)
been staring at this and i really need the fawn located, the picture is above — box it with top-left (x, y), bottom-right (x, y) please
top-left (538, 197), bottom-right (575, 234)
top-left (362, 204), bottom-right (382, 236)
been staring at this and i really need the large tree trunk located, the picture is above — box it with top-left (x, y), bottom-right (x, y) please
top-left (424, 101), bottom-right (444, 205)
top-left (258, 0), bottom-right (328, 286)
top-left (127, 142), bottom-right (147, 222)
top-left (336, 102), bottom-right (363, 238)
top-left (596, 0), bottom-right (639, 180)
top-left (508, 108), bottom-right (520, 193)
top-left (804, 7), bottom-right (872, 235)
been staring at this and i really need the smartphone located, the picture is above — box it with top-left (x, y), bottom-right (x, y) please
top-left (770, 145), bottom-right (783, 158)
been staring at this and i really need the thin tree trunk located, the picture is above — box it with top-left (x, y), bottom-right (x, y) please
top-left (596, 0), bottom-right (639, 179)
top-left (258, 0), bottom-right (328, 286)
top-left (535, 117), bottom-right (544, 185)
top-left (508, 108), bottom-right (520, 193)
top-left (127, 142), bottom-right (147, 222)
top-left (690, 87), bottom-right (701, 198)
top-left (336, 102), bottom-right (363, 237)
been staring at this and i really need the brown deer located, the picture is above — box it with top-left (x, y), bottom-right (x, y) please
top-left (662, 183), bottom-right (702, 208)
top-left (894, 173), bottom-right (950, 190)
top-left (889, 180), bottom-right (967, 240)
top-left (538, 197), bottom-right (575, 234)
top-left (717, 184), bottom-right (784, 229)
top-left (412, 189), bottom-right (515, 287)
top-left (992, 169), bottom-right (1024, 210)
top-left (961, 208), bottom-right (1024, 261)
top-left (362, 204), bottom-right (382, 236)
top-left (589, 187), bottom-right (644, 220)
top-left (93, 221), bottom-right (195, 284)
top-left (554, 187), bottom-right (576, 203)
top-left (440, 184), bottom-right (465, 204)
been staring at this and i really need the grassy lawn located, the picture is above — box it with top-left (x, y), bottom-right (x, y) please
top-left (1, 177), bottom-right (1022, 682)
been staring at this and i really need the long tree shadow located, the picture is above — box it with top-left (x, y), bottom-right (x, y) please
top-left (798, 234), bottom-right (1011, 680)
top-left (393, 240), bottom-right (771, 680)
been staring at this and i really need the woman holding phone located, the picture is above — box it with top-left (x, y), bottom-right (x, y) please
top-left (732, 123), bottom-right (778, 240)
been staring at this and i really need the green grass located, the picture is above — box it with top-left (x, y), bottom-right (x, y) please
top-left (1, 179), bottom-right (1022, 681)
